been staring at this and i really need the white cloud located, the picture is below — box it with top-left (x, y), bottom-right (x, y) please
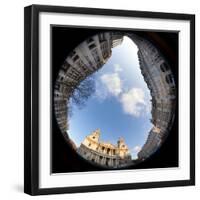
top-left (95, 64), bottom-right (150, 117)
top-left (114, 64), bottom-right (123, 72)
top-left (100, 72), bottom-right (122, 97)
top-left (130, 145), bottom-right (142, 158)
top-left (133, 145), bottom-right (141, 153)
top-left (95, 63), bottom-right (123, 99)
top-left (94, 80), bottom-right (109, 100)
top-left (120, 88), bottom-right (146, 117)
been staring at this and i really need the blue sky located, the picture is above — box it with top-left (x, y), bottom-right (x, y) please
top-left (68, 36), bottom-right (152, 159)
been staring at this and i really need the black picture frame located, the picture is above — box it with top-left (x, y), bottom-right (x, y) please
top-left (24, 4), bottom-right (195, 195)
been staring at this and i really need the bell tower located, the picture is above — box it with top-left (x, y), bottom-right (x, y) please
top-left (117, 137), bottom-right (127, 149)
top-left (117, 137), bottom-right (130, 158)
top-left (82, 129), bottom-right (100, 148)
top-left (88, 129), bottom-right (100, 142)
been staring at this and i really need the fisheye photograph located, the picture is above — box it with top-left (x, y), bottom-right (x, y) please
top-left (52, 27), bottom-right (178, 173)
top-left (24, 5), bottom-right (195, 195)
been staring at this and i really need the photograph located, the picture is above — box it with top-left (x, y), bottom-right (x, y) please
top-left (24, 5), bottom-right (195, 195)
top-left (52, 27), bottom-right (178, 173)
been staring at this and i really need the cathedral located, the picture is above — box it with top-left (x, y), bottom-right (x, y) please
top-left (77, 129), bottom-right (132, 168)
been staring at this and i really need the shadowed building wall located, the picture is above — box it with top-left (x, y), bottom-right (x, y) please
top-left (127, 33), bottom-right (176, 160)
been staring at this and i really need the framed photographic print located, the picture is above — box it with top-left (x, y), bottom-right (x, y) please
top-left (24, 4), bottom-right (195, 195)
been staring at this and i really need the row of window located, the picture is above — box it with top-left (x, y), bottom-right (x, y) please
top-left (150, 62), bottom-right (175, 86)
top-left (82, 149), bottom-right (116, 166)
top-left (93, 155), bottom-right (117, 166)
top-left (88, 142), bottom-right (116, 155)
top-left (99, 33), bottom-right (107, 42)
top-left (139, 48), bottom-right (175, 86)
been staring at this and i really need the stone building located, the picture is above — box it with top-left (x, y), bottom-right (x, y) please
top-left (137, 126), bottom-right (162, 159)
top-left (111, 32), bottom-right (124, 48)
top-left (54, 32), bottom-right (124, 135)
top-left (127, 33), bottom-right (176, 159)
top-left (77, 129), bottom-right (132, 168)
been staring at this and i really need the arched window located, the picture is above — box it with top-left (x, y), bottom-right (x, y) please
top-left (87, 38), bottom-right (94, 44)
top-left (89, 43), bottom-right (96, 50)
top-left (107, 148), bottom-right (110, 154)
top-left (160, 62), bottom-right (169, 72)
top-left (151, 47), bottom-right (157, 53)
top-left (72, 55), bottom-right (79, 62)
top-left (166, 74), bottom-right (174, 85)
top-left (106, 158), bottom-right (109, 166)
top-left (62, 61), bottom-right (71, 70)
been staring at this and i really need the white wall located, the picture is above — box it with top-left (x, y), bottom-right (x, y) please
top-left (0, 0), bottom-right (199, 199)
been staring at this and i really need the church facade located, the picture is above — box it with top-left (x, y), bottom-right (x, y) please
top-left (77, 129), bottom-right (132, 168)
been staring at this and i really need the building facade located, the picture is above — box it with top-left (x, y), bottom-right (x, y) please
top-left (77, 129), bottom-right (132, 168)
top-left (111, 32), bottom-right (124, 48)
top-left (137, 126), bottom-right (162, 159)
top-left (127, 33), bottom-right (176, 160)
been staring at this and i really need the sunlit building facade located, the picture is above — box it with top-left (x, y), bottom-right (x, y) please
top-left (77, 129), bottom-right (132, 168)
